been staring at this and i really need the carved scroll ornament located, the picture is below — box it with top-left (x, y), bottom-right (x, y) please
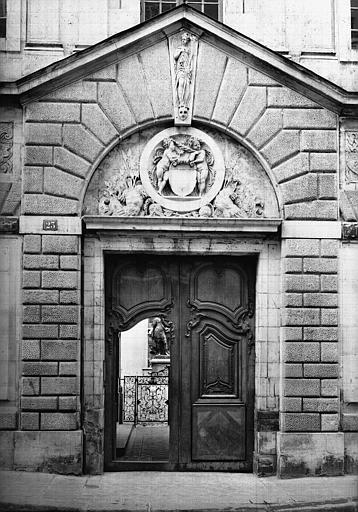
top-left (346, 132), bottom-right (358, 183)
top-left (0, 122), bottom-right (13, 174)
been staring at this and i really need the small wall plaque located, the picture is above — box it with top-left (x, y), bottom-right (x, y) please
top-left (43, 219), bottom-right (58, 231)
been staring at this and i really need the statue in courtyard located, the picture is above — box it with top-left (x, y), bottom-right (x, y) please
top-left (150, 317), bottom-right (169, 356)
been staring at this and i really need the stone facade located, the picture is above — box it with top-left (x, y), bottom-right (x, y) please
top-left (0, 6), bottom-right (358, 478)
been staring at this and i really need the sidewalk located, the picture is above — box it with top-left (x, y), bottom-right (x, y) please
top-left (0, 470), bottom-right (357, 512)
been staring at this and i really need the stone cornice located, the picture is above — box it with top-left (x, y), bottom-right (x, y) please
top-left (0, 5), bottom-right (357, 115)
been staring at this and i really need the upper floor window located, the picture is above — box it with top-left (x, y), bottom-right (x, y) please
top-left (352, 0), bottom-right (358, 48)
top-left (0, 0), bottom-right (6, 38)
top-left (142, 0), bottom-right (220, 22)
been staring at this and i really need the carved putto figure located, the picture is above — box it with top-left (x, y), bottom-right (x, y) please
top-left (174, 32), bottom-right (197, 122)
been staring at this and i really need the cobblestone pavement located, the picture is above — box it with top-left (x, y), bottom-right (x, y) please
top-left (119, 425), bottom-right (169, 461)
top-left (0, 470), bottom-right (357, 511)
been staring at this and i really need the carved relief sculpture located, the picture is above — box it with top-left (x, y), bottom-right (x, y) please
top-left (346, 132), bottom-right (358, 183)
top-left (170, 32), bottom-right (198, 126)
top-left (0, 122), bottom-right (13, 174)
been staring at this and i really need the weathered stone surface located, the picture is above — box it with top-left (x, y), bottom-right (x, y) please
top-left (81, 104), bottom-right (118, 145)
top-left (14, 431), bottom-right (82, 474)
top-left (139, 43), bottom-right (172, 119)
top-left (23, 305), bottom-right (41, 323)
top-left (23, 290), bottom-right (59, 305)
top-left (321, 413), bottom-right (339, 431)
top-left (59, 362), bottom-right (78, 376)
top-left (194, 43), bottom-right (227, 120)
top-left (44, 167), bottom-right (83, 200)
top-left (303, 257), bottom-right (337, 274)
top-left (248, 69), bottom-right (278, 86)
top-left (318, 174), bottom-right (337, 199)
top-left (24, 255), bottom-right (59, 270)
top-left (321, 240), bottom-right (338, 258)
top-left (23, 167), bottom-right (43, 193)
top-left (22, 340), bottom-right (40, 360)
top-left (98, 82), bottom-right (135, 132)
top-left (24, 235), bottom-right (41, 254)
top-left (25, 146), bottom-right (52, 166)
top-left (22, 324), bottom-right (58, 339)
top-left (284, 363), bottom-right (303, 377)
top-left (284, 378), bottom-right (320, 396)
top-left (304, 363), bottom-right (338, 378)
top-left (22, 396), bottom-right (57, 410)
top-left (42, 271), bottom-right (78, 289)
top-left (284, 342), bottom-right (320, 362)
top-left (321, 342), bottom-right (338, 362)
top-left (23, 271), bottom-right (41, 288)
top-left (321, 379), bottom-right (338, 397)
top-left (41, 340), bottom-right (78, 361)
top-left (283, 110), bottom-right (336, 129)
top-left (63, 124), bottom-right (104, 163)
top-left (285, 239), bottom-right (320, 257)
top-left (23, 194), bottom-right (78, 215)
top-left (283, 308), bottom-right (320, 326)
top-left (59, 325), bottom-right (79, 339)
top-left (22, 362), bottom-right (58, 376)
top-left (0, 412), bottom-right (17, 430)
top-left (58, 396), bottom-right (78, 410)
top-left (282, 397), bottom-right (302, 412)
top-left (303, 398), bottom-right (339, 412)
top-left (301, 130), bottom-right (337, 152)
top-left (282, 327), bottom-right (303, 341)
top-left (321, 309), bottom-right (338, 326)
top-left (284, 200), bottom-right (338, 220)
top-left (277, 432), bottom-right (344, 478)
top-left (42, 235), bottom-right (78, 254)
top-left (246, 109), bottom-right (282, 149)
top-left (280, 173), bottom-right (318, 204)
top-left (41, 377), bottom-right (79, 395)
top-left (230, 86), bottom-right (266, 136)
top-left (26, 103), bottom-right (80, 122)
top-left (86, 65), bottom-right (116, 81)
top-left (42, 305), bottom-right (78, 323)
top-left (342, 414), bottom-right (358, 432)
top-left (22, 377), bottom-right (40, 396)
top-left (43, 81), bottom-right (97, 102)
top-left (285, 275), bottom-right (320, 292)
top-left (41, 413), bottom-right (79, 430)
top-left (273, 153), bottom-right (309, 183)
top-left (212, 58), bottom-right (247, 125)
top-left (60, 255), bottom-right (79, 270)
top-left (303, 293), bottom-right (338, 307)
top-left (345, 433), bottom-right (358, 474)
top-left (54, 147), bottom-right (90, 179)
top-left (21, 412), bottom-right (40, 430)
top-left (60, 290), bottom-right (79, 304)
top-left (310, 153), bottom-right (337, 172)
top-left (268, 88), bottom-right (316, 108)
top-left (25, 123), bottom-right (62, 145)
top-left (284, 293), bottom-right (303, 307)
top-left (320, 274), bottom-right (338, 292)
top-left (281, 413), bottom-right (320, 431)
top-left (257, 431), bottom-right (277, 455)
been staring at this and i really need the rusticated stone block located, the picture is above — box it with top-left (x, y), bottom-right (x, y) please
top-left (59, 362), bottom-right (78, 376)
top-left (23, 305), bottom-right (41, 323)
top-left (284, 378), bottom-right (320, 396)
top-left (283, 110), bottom-right (336, 129)
top-left (22, 377), bottom-right (40, 396)
top-left (22, 340), bottom-right (40, 360)
top-left (212, 59), bottom-right (247, 125)
top-left (22, 396), bottom-right (57, 410)
top-left (303, 398), bottom-right (339, 412)
top-left (303, 257), bottom-right (337, 274)
top-left (321, 343), bottom-right (338, 362)
top-left (310, 153), bottom-right (337, 172)
top-left (230, 86), bottom-right (267, 136)
top-left (42, 305), bottom-right (78, 324)
top-left (301, 130), bottom-right (337, 151)
top-left (21, 413), bottom-right (39, 430)
top-left (321, 309), bottom-right (338, 326)
top-left (25, 146), bottom-right (52, 166)
top-left (282, 397), bottom-right (302, 412)
top-left (321, 414), bottom-right (339, 431)
top-left (42, 271), bottom-right (78, 289)
top-left (43, 81), bottom-right (97, 102)
top-left (321, 379), bottom-right (338, 397)
top-left (281, 173), bottom-right (318, 204)
top-left (304, 363), bottom-right (338, 378)
top-left (23, 167), bottom-right (43, 193)
top-left (262, 130), bottom-right (300, 167)
top-left (41, 340), bottom-right (78, 361)
top-left (273, 153), bottom-right (309, 184)
top-left (246, 109), bottom-right (282, 149)
top-left (42, 235), bottom-right (78, 254)
top-left (24, 235), bottom-right (41, 254)
top-left (303, 325), bottom-right (331, 344)
top-left (285, 275), bottom-right (320, 292)
top-left (284, 364), bottom-right (303, 377)
top-left (321, 240), bottom-right (338, 257)
top-left (23, 194), bottom-right (78, 215)
top-left (63, 124), bottom-right (104, 163)
top-left (41, 412), bottom-right (78, 430)
top-left (24, 255), bottom-right (59, 270)
top-left (282, 327), bottom-right (303, 341)
top-left (342, 414), bottom-right (358, 431)
top-left (60, 290), bottom-right (79, 304)
top-left (44, 167), bottom-right (83, 200)
top-left (284, 258), bottom-right (302, 273)
top-left (321, 274), bottom-right (338, 292)
top-left (82, 104), bottom-right (118, 145)
top-left (25, 123), bottom-right (62, 145)
top-left (268, 88), bottom-right (316, 108)
top-left (23, 271), bottom-right (41, 288)
top-left (318, 174), bottom-right (337, 199)
top-left (54, 147), bottom-right (89, 178)
top-left (60, 255), bottom-right (79, 270)
top-left (98, 82), bottom-right (135, 133)
top-left (41, 377), bottom-right (79, 395)
top-left (303, 293), bottom-right (338, 307)
top-left (284, 342), bottom-right (320, 362)
top-left (283, 308), bottom-right (320, 326)
top-left (58, 396), bottom-right (78, 410)
top-left (59, 325), bottom-right (79, 339)
top-left (281, 412), bottom-right (320, 431)
top-left (23, 362), bottom-right (58, 376)
top-left (284, 293), bottom-right (303, 307)
top-left (26, 102), bottom-right (80, 122)
top-left (22, 324), bottom-right (58, 339)
top-left (23, 290), bottom-right (59, 305)
top-left (284, 239), bottom-right (320, 257)
top-left (248, 69), bottom-right (278, 86)
top-left (284, 201), bottom-right (338, 220)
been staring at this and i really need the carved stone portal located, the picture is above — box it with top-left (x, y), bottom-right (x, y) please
top-left (346, 132), bottom-right (358, 183)
top-left (84, 125), bottom-right (279, 219)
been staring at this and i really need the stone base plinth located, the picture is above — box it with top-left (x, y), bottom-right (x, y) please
top-left (150, 357), bottom-right (170, 374)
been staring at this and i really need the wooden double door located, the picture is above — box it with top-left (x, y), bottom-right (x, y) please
top-left (105, 254), bottom-right (256, 471)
